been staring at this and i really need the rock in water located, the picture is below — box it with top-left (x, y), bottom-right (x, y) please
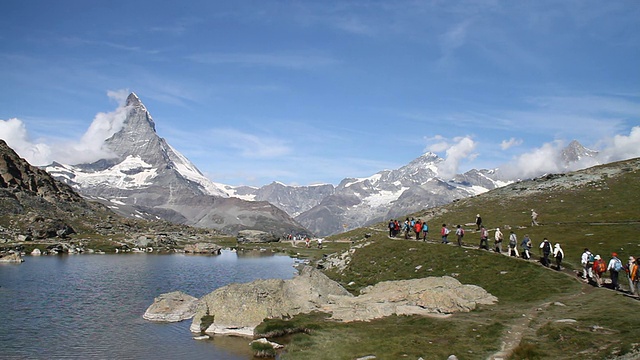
top-left (143, 291), bottom-right (199, 322)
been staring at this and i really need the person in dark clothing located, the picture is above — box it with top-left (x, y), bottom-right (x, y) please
top-left (539, 238), bottom-right (551, 267)
top-left (475, 214), bottom-right (482, 231)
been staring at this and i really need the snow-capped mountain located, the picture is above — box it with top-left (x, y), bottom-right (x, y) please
top-left (43, 93), bottom-right (601, 238)
top-left (293, 153), bottom-right (508, 236)
top-left (46, 93), bottom-right (307, 236)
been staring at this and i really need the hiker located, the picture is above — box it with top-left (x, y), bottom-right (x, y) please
top-left (441, 224), bottom-right (450, 244)
top-left (508, 231), bottom-right (519, 257)
top-left (592, 255), bottom-right (606, 287)
top-left (388, 220), bottom-right (395, 237)
top-left (394, 220), bottom-right (400, 237)
top-left (475, 214), bottom-right (482, 231)
top-left (531, 209), bottom-right (539, 226)
top-left (539, 238), bottom-right (552, 267)
top-left (305, 237), bottom-right (311, 248)
top-left (414, 220), bottom-right (423, 240)
top-left (553, 243), bottom-right (565, 271)
top-left (633, 257), bottom-right (640, 296)
top-left (479, 225), bottom-right (489, 250)
top-left (607, 253), bottom-right (623, 291)
top-left (317, 238), bottom-right (323, 249)
top-left (455, 225), bottom-right (464, 246)
top-left (521, 234), bottom-right (532, 260)
top-left (494, 227), bottom-right (503, 253)
top-left (422, 221), bottom-right (428, 241)
top-left (625, 256), bottom-right (637, 295)
top-left (581, 248), bottom-right (594, 281)
top-left (402, 218), bottom-right (411, 239)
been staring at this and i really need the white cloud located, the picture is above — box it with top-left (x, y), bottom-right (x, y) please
top-left (426, 136), bottom-right (477, 179)
top-left (500, 137), bottom-right (522, 150)
top-left (596, 126), bottom-right (640, 163)
top-left (498, 126), bottom-right (640, 180)
top-left (0, 90), bottom-right (131, 166)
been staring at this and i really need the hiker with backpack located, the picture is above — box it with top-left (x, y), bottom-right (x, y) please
top-left (494, 227), bottom-right (504, 253)
top-left (625, 256), bottom-right (637, 295)
top-left (441, 224), bottom-right (450, 244)
top-left (508, 231), bottom-right (519, 257)
top-left (553, 243), bottom-right (565, 271)
top-left (539, 238), bottom-right (552, 267)
top-left (455, 225), bottom-right (464, 247)
top-left (521, 234), bottom-right (532, 260)
top-left (607, 253), bottom-right (624, 291)
top-left (414, 220), bottom-right (423, 240)
top-left (422, 221), bottom-right (428, 241)
top-left (592, 255), bottom-right (607, 287)
top-left (475, 214), bottom-right (482, 231)
top-left (581, 248), bottom-right (594, 281)
top-left (479, 225), bottom-right (489, 250)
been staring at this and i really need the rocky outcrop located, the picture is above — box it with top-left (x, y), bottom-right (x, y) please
top-left (188, 266), bottom-right (497, 337)
top-left (143, 291), bottom-right (199, 322)
top-left (326, 276), bottom-right (498, 322)
top-left (190, 266), bottom-right (352, 336)
top-left (236, 230), bottom-right (280, 244)
top-left (0, 252), bottom-right (24, 263)
top-left (183, 242), bottom-right (222, 254)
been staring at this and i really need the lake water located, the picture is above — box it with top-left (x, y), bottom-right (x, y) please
top-left (0, 251), bottom-right (297, 359)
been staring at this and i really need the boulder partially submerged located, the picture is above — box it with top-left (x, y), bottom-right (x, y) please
top-left (190, 266), bottom-right (351, 336)
top-left (143, 291), bottom-right (199, 322)
top-left (187, 266), bottom-right (497, 337)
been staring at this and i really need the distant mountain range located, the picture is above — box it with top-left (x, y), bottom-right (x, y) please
top-left (44, 93), bottom-right (600, 236)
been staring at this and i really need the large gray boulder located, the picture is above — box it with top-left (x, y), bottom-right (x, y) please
top-left (183, 242), bottom-right (222, 254)
top-left (143, 291), bottom-right (199, 322)
top-left (326, 276), bottom-right (498, 322)
top-left (190, 266), bottom-right (351, 336)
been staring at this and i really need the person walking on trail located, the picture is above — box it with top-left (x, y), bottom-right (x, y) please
top-left (632, 257), bottom-right (640, 296)
top-left (607, 252), bottom-right (623, 291)
top-left (508, 231), bottom-right (519, 257)
top-left (422, 221), bottom-right (428, 241)
top-left (539, 238), bottom-right (552, 267)
top-left (455, 225), bottom-right (465, 247)
top-left (414, 220), bottom-right (423, 240)
top-left (441, 224), bottom-right (450, 244)
top-left (475, 214), bottom-right (482, 231)
top-left (592, 255), bottom-right (607, 287)
top-left (388, 220), bottom-right (395, 238)
top-left (521, 234), bottom-right (532, 260)
top-left (494, 228), bottom-right (504, 253)
top-left (553, 243), bottom-right (565, 271)
top-left (479, 225), bottom-right (489, 250)
top-left (403, 218), bottom-right (411, 239)
top-left (625, 256), bottom-right (637, 295)
top-left (531, 209), bottom-right (539, 226)
top-left (581, 248), bottom-right (594, 281)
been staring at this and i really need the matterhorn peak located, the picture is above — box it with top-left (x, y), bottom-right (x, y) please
top-left (126, 92), bottom-right (142, 107)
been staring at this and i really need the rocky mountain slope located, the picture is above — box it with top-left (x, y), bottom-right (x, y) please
top-left (0, 139), bottom-right (220, 251)
top-left (46, 93), bottom-right (307, 236)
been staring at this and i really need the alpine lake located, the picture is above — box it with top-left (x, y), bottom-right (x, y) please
top-left (0, 250), bottom-right (298, 359)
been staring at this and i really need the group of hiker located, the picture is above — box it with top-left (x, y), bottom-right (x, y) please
top-left (388, 212), bottom-right (639, 296)
top-left (580, 248), bottom-right (640, 295)
top-left (388, 218), bottom-right (428, 240)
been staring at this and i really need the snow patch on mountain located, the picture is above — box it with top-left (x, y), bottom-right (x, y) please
top-left (166, 143), bottom-right (229, 197)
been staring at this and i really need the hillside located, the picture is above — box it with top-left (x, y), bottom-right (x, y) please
top-left (243, 157), bottom-right (640, 360)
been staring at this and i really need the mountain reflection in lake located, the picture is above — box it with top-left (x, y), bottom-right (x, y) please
top-left (0, 250), bottom-right (297, 359)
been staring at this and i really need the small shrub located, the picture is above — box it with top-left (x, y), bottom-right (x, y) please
top-left (509, 342), bottom-right (543, 359)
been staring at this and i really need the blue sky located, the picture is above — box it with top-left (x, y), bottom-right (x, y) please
top-left (1, 1), bottom-right (639, 186)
